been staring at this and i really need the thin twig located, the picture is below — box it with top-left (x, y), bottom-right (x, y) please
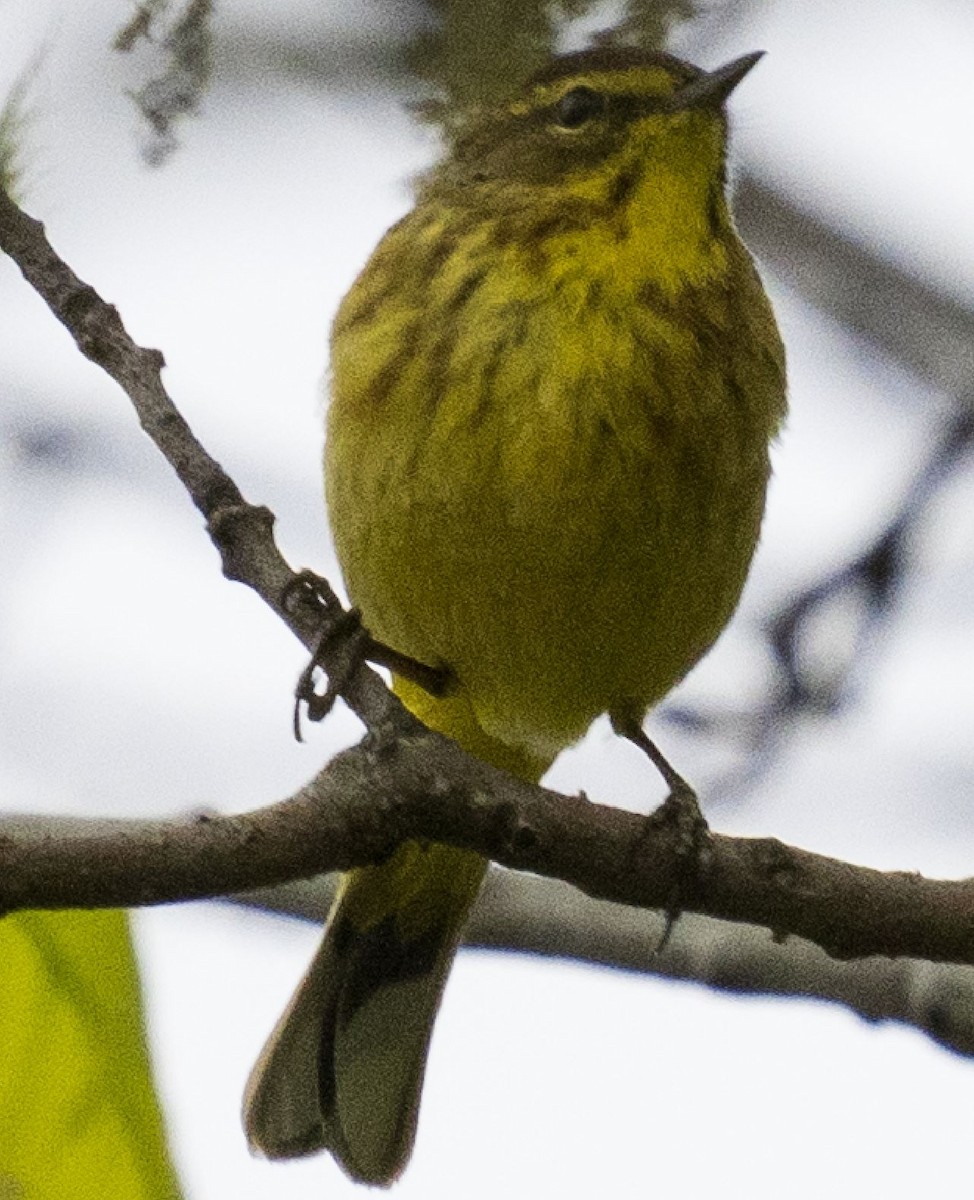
top-left (0, 182), bottom-right (397, 730)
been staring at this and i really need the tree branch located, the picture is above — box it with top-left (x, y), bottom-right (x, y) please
top-left (3, 184), bottom-right (974, 972)
top-left (2, 729), bottom-right (974, 967)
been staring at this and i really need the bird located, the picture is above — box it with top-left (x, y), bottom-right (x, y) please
top-left (244, 44), bottom-right (786, 1186)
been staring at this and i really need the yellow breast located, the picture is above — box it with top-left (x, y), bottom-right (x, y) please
top-left (326, 144), bottom-right (785, 756)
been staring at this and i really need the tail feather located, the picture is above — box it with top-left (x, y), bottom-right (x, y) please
top-left (244, 678), bottom-right (551, 1184)
top-left (244, 844), bottom-right (485, 1184)
top-left (322, 845), bottom-right (486, 1182)
top-left (242, 929), bottom-right (337, 1160)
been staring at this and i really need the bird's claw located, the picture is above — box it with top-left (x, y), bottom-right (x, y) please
top-left (611, 715), bottom-right (711, 950)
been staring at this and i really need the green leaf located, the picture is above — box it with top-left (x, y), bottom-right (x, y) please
top-left (0, 911), bottom-right (181, 1200)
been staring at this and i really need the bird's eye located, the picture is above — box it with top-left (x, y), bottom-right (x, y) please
top-left (552, 86), bottom-right (604, 130)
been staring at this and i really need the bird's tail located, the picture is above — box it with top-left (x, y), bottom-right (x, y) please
top-left (244, 677), bottom-right (549, 1185)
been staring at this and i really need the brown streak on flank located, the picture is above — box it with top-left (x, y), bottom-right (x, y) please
top-left (337, 214), bottom-right (456, 336)
top-left (465, 301), bottom-right (530, 435)
top-left (422, 334), bottom-right (452, 420)
top-left (364, 320), bottom-right (421, 410)
top-left (612, 217), bottom-right (631, 245)
top-left (445, 264), bottom-right (488, 318)
top-left (636, 277), bottom-right (679, 321)
top-left (336, 272), bottom-right (400, 335)
top-left (644, 406), bottom-right (678, 448)
top-left (489, 213), bottom-right (518, 253)
top-left (636, 277), bottom-right (737, 367)
top-left (423, 265), bottom-right (489, 416)
top-left (607, 161), bottom-right (641, 210)
top-left (586, 278), bottom-right (604, 309)
top-left (464, 335), bottom-right (504, 435)
top-left (414, 230), bottom-right (461, 294)
top-left (492, 199), bottom-right (599, 273)
top-left (525, 207), bottom-right (591, 244)
top-left (687, 282), bottom-right (730, 362)
top-left (705, 182), bottom-right (723, 240)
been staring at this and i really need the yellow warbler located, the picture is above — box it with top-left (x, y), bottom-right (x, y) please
top-left (245, 45), bottom-right (786, 1185)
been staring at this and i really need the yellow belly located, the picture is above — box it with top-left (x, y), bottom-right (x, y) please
top-left (326, 230), bottom-right (783, 756)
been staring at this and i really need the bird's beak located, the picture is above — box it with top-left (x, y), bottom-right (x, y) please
top-left (674, 51), bottom-right (765, 110)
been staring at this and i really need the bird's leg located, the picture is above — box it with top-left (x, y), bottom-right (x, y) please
top-left (284, 570), bottom-right (453, 740)
top-left (611, 714), bottom-right (710, 949)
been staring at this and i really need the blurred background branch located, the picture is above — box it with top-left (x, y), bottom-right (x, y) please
top-left (235, 869), bottom-right (974, 1061)
top-left (114, 0), bottom-right (214, 164)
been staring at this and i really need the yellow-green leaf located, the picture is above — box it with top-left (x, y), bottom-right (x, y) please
top-left (0, 910), bottom-right (181, 1200)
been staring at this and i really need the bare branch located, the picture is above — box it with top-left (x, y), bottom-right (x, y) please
top-left (2, 730), bottom-right (974, 968)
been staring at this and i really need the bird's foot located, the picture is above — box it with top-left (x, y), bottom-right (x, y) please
top-left (284, 570), bottom-right (454, 741)
top-left (292, 600), bottom-right (367, 739)
top-left (611, 714), bottom-right (710, 950)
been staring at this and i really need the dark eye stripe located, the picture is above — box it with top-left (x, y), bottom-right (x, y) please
top-left (552, 86), bottom-right (604, 129)
top-left (549, 87), bottom-right (675, 134)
